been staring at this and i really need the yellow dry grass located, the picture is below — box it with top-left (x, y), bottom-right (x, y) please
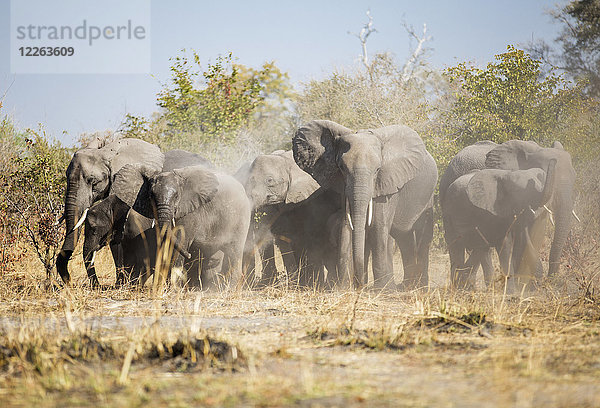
top-left (0, 244), bottom-right (599, 407)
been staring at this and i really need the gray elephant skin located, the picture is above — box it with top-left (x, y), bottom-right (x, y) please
top-left (440, 140), bottom-right (576, 287)
top-left (443, 161), bottom-right (556, 290)
top-left (56, 138), bottom-right (165, 286)
top-left (238, 150), bottom-right (341, 288)
top-left (147, 166), bottom-right (250, 289)
top-left (293, 120), bottom-right (438, 290)
top-left (82, 149), bottom-right (212, 286)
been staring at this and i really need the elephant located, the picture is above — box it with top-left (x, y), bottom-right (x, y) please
top-left (439, 141), bottom-right (499, 285)
top-left (81, 149), bottom-right (213, 286)
top-left (238, 150), bottom-right (341, 288)
top-left (442, 161), bottom-right (556, 291)
top-left (148, 166), bottom-right (250, 289)
top-left (56, 138), bottom-right (165, 286)
top-left (293, 120), bottom-right (438, 290)
top-left (440, 140), bottom-right (577, 285)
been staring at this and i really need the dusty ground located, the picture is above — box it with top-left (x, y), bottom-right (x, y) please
top-left (0, 249), bottom-right (599, 407)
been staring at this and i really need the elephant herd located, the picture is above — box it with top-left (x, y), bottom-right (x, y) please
top-left (55, 120), bottom-right (577, 293)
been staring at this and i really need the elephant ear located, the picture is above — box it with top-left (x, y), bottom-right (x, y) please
top-left (374, 125), bottom-right (426, 197)
top-left (292, 120), bottom-right (353, 188)
top-left (485, 140), bottom-right (540, 170)
top-left (110, 164), bottom-right (155, 218)
top-left (278, 151), bottom-right (320, 204)
top-left (466, 170), bottom-right (506, 217)
top-left (99, 138), bottom-right (165, 180)
top-left (466, 169), bottom-right (530, 218)
top-left (172, 166), bottom-right (219, 219)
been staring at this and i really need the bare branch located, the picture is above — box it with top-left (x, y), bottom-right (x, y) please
top-left (401, 23), bottom-right (432, 83)
top-left (349, 10), bottom-right (378, 70)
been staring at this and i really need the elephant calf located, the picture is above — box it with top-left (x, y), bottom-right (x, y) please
top-left (442, 161), bottom-right (556, 291)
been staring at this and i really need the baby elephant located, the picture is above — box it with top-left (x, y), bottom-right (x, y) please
top-left (442, 160), bottom-right (556, 292)
top-left (150, 166), bottom-right (251, 290)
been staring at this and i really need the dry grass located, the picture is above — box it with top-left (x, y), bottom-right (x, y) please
top-left (0, 244), bottom-right (599, 407)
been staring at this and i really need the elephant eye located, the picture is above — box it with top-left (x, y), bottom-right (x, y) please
top-left (266, 176), bottom-right (275, 186)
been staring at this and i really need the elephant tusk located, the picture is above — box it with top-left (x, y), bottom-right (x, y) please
top-left (90, 251), bottom-right (96, 266)
top-left (367, 198), bottom-right (373, 226)
top-left (345, 198), bottom-right (354, 231)
top-left (151, 219), bottom-right (155, 228)
top-left (543, 205), bottom-right (555, 225)
top-left (346, 212), bottom-right (354, 231)
top-left (73, 208), bottom-right (88, 230)
top-left (572, 210), bottom-right (581, 223)
top-left (172, 217), bottom-right (176, 228)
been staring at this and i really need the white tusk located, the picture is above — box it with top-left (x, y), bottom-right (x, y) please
top-left (345, 198), bottom-right (354, 231)
top-left (367, 198), bottom-right (373, 226)
top-left (543, 205), bottom-right (553, 215)
top-left (73, 208), bottom-right (88, 230)
top-left (346, 212), bottom-right (354, 231)
top-left (151, 219), bottom-right (155, 228)
top-left (90, 251), bottom-right (96, 265)
top-left (172, 217), bottom-right (176, 227)
top-left (548, 213), bottom-right (555, 226)
top-left (572, 210), bottom-right (581, 223)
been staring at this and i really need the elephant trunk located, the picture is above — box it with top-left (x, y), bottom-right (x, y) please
top-left (156, 204), bottom-right (191, 260)
top-left (548, 181), bottom-right (574, 276)
top-left (349, 170), bottom-right (372, 288)
top-left (57, 175), bottom-right (91, 284)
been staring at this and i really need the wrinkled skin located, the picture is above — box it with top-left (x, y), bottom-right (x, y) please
top-left (237, 151), bottom-right (341, 288)
top-left (293, 120), bottom-right (438, 290)
top-left (81, 150), bottom-right (212, 286)
top-left (56, 138), bottom-right (164, 287)
top-left (443, 163), bottom-right (556, 292)
top-left (440, 140), bottom-right (576, 286)
top-left (150, 167), bottom-right (250, 290)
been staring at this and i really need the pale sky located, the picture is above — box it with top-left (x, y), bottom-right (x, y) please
top-left (0, 0), bottom-right (564, 146)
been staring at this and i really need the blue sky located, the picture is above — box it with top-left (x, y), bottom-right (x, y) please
top-left (0, 0), bottom-right (564, 146)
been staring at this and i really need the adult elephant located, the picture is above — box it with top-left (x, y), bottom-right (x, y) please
top-left (239, 150), bottom-right (341, 288)
top-left (56, 138), bottom-right (165, 286)
top-left (443, 162), bottom-right (556, 291)
top-left (441, 140), bottom-right (576, 282)
top-left (293, 120), bottom-right (438, 290)
top-left (80, 149), bottom-right (213, 286)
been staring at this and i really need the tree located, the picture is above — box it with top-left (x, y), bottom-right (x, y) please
top-left (528, 0), bottom-right (600, 98)
top-left (441, 46), bottom-right (593, 150)
top-left (0, 128), bottom-right (70, 279)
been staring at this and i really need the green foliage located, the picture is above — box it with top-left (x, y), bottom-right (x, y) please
top-left (554, 0), bottom-right (600, 98)
top-left (156, 51), bottom-right (263, 142)
top-left (442, 46), bottom-right (594, 150)
top-left (0, 124), bottom-right (70, 276)
top-left (120, 51), bottom-right (295, 169)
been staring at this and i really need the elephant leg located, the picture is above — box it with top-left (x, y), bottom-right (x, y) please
top-left (448, 243), bottom-right (465, 289)
top-left (337, 222), bottom-right (353, 288)
top-left (200, 251), bottom-right (224, 290)
top-left (496, 234), bottom-right (516, 294)
top-left (257, 239), bottom-right (277, 287)
top-left (110, 241), bottom-right (124, 288)
top-left (480, 249), bottom-right (494, 288)
top-left (222, 243), bottom-right (244, 290)
top-left (185, 249), bottom-right (201, 289)
top-left (413, 207), bottom-right (434, 288)
top-left (279, 239), bottom-right (299, 287)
